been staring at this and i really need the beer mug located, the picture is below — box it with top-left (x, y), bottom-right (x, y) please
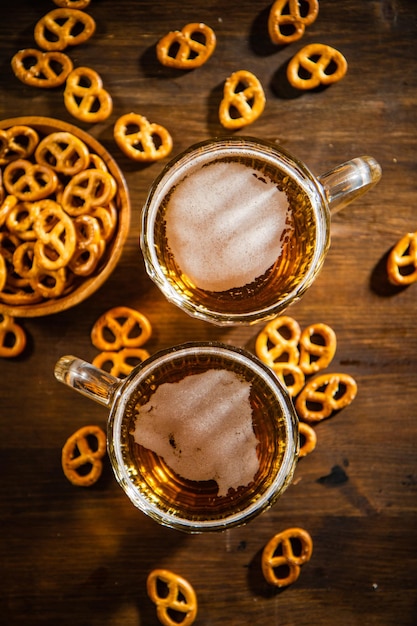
top-left (141, 137), bottom-right (381, 326)
top-left (55, 342), bottom-right (299, 533)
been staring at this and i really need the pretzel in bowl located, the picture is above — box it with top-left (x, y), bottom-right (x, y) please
top-left (268, 0), bottom-right (319, 45)
top-left (91, 306), bottom-right (152, 351)
top-left (33, 200), bottom-right (77, 271)
top-left (287, 43), bottom-right (348, 90)
top-left (61, 424), bottom-right (106, 487)
top-left (0, 126), bottom-right (40, 167)
top-left (298, 421), bottom-right (317, 457)
top-left (35, 132), bottom-right (90, 176)
top-left (11, 48), bottom-right (73, 88)
top-left (0, 312), bottom-right (26, 358)
top-left (114, 113), bottom-right (173, 162)
top-left (299, 322), bottom-right (337, 374)
top-left (386, 231), bottom-right (417, 286)
top-left (295, 372), bottom-right (357, 422)
top-left (3, 159), bottom-right (58, 202)
top-left (34, 8), bottom-right (96, 52)
top-left (262, 527), bottom-right (313, 587)
top-left (147, 569), bottom-right (197, 626)
top-left (64, 67), bottom-right (113, 123)
top-left (93, 347), bottom-right (150, 378)
top-left (61, 167), bottom-right (117, 216)
top-left (255, 315), bottom-right (301, 367)
top-left (156, 22), bottom-right (216, 69)
top-left (219, 69), bottom-right (265, 129)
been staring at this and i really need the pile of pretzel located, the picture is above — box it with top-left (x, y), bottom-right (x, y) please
top-left (0, 123), bottom-right (119, 308)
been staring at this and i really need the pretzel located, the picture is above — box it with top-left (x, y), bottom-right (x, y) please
top-left (271, 362), bottom-right (305, 397)
top-left (156, 22), bottom-right (216, 69)
top-left (255, 315), bottom-right (301, 367)
top-left (114, 113), bottom-right (173, 162)
top-left (387, 231), bottom-right (417, 286)
top-left (61, 425), bottom-right (106, 487)
top-left (69, 214), bottom-right (105, 276)
top-left (35, 132), bottom-right (90, 176)
top-left (0, 312), bottom-right (26, 358)
top-left (299, 322), bottom-right (337, 374)
top-left (0, 126), bottom-right (39, 166)
top-left (64, 67), bottom-right (113, 123)
top-left (262, 527), bottom-right (313, 587)
top-left (29, 264), bottom-right (68, 299)
top-left (92, 347), bottom-right (150, 378)
top-left (295, 372), bottom-right (357, 422)
top-left (287, 43), bottom-right (348, 90)
top-left (3, 159), bottom-right (58, 201)
top-left (33, 200), bottom-right (77, 270)
top-left (268, 0), bottom-right (319, 45)
top-left (34, 8), bottom-right (96, 52)
top-left (5, 201), bottom-right (40, 242)
top-left (88, 203), bottom-right (118, 242)
top-left (61, 167), bottom-right (117, 216)
top-left (219, 70), bottom-right (265, 129)
top-left (0, 195), bottom-right (19, 228)
top-left (147, 569), bottom-right (197, 626)
top-left (91, 306), bottom-right (152, 351)
top-left (298, 421), bottom-right (317, 457)
top-left (11, 48), bottom-right (73, 88)
top-left (53, 0), bottom-right (90, 8)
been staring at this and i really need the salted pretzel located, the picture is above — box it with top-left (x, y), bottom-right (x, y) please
top-left (30, 264), bottom-right (68, 299)
top-left (298, 421), bottom-right (317, 457)
top-left (0, 126), bottom-right (39, 166)
top-left (35, 132), bottom-right (90, 176)
top-left (0, 312), bottom-right (26, 358)
top-left (156, 22), bottom-right (216, 69)
top-left (299, 322), bottom-right (337, 374)
top-left (262, 527), bottom-right (313, 587)
top-left (271, 362), bottom-right (305, 397)
top-left (5, 201), bottom-right (40, 241)
top-left (295, 372), bottom-right (357, 422)
top-left (147, 569), bottom-right (197, 626)
top-left (69, 214), bottom-right (105, 276)
top-left (114, 113), bottom-right (173, 162)
top-left (3, 159), bottom-right (58, 201)
top-left (53, 0), bottom-right (90, 8)
top-left (34, 8), bottom-right (96, 52)
top-left (287, 43), bottom-right (348, 90)
top-left (64, 67), bottom-right (113, 123)
top-left (11, 48), bottom-right (73, 88)
top-left (268, 0), bottom-right (319, 45)
top-left (387, 231), bottom-right (417, 286)
top-left (33, 200), bottom-right (76, 270)
top-left (91, 306), bottom-right (152, 351)
top-left (255, 315), bottom-right (301, 367)
top-left (61, 167), bottom-right (117, 216)
top-left (93, 347), bottom-right (150, 378)
top-left (89, 203), bottom-right (118, 242)
top-left (219, 69), bottom-right (265, 129)
top-left (61, 425), bottom-right (106, 487)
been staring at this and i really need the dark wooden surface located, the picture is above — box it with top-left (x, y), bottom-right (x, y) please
top-left (1, 1), bottom-right (416, 624)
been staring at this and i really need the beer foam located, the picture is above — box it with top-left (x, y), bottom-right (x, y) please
top-left (165, 160), bottom-right (291, 292)
top-left (132, 369), bottom-right (260, 497)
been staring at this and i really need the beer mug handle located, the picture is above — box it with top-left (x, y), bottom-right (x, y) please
top-left (54, 355), bottom-right (121, 408)
top-left (318, 155), bottom-right (382, 214)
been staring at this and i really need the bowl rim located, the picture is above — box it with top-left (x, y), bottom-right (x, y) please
top-left (0, 116), bottom-right (131, 317)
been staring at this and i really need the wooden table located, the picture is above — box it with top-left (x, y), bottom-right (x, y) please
top-left (1, 1), bottom-right (416, 624)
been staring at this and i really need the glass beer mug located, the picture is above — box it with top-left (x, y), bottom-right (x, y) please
top-left (55, 342), bottom-right (299, 533)
top-left (141, 137), bottom-right (381, 326)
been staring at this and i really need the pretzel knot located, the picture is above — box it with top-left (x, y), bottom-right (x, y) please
top-left (262, 527), bottom-right (313, 587)
top-left (35, 132), bottom-right (90, 176)
top-left (287, 43), bottom-right (348, 90)
top-left (299, 322), bottom-right (337, 374)
top-left (295, 372), bottom-right (357, 422)
top-left (91, 306), bottom-right (152, 351)
top-left (11, 48), bottom-right (73, 88)
top-left (268, 0), bottom-right (319, 45)
top-left (271, 362), bottom-right (305, 397)
top-left (298, 421), bottom-right (317, 457)
top-left (33, 200), bottom-right (76, 270)
top-left (69, 214), bottom-right (105, 276)
top-left (147, 569), bottom-right (197, 626)
top-left (156, 22), bottom-right (216, 69)
top-left (0, 126), bottom-right (39, 166)
top-left (34, 8), bottom-right (96, 51)
top-left (64, 67), bottom-right (113, 123)
top-left (114, 113), bottom-right (173, 162)
top-left (0, 312), bottom-right (26, 358)
top-left (61, 425), bottom-right (106, 487)
top-left (92, 347), bottom-right (150, 378)
top-left (219, 69), bottom-right (266, 129)
top-left (61, 167), bottom-right (117, 216)
top-left (3, 159), bottom-right (58, 201)
top-left (255, 315), bottom-right (301, 367)
top-left (386, 231), bottom-right (417, 286)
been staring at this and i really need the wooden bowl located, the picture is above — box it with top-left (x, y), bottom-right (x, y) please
top-left (0, 116), bottom-right (130, 317)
